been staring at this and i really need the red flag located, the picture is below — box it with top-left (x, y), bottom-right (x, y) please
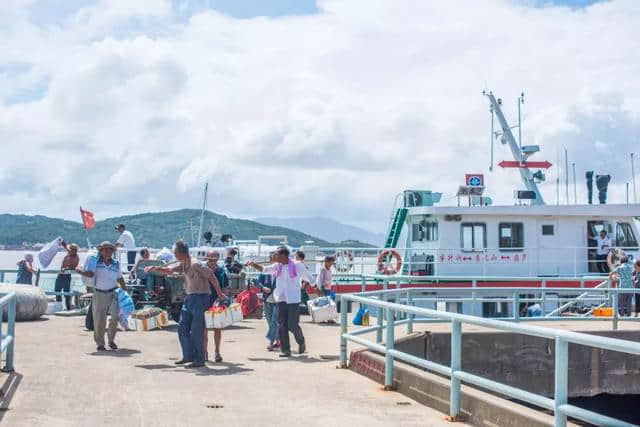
top-left (80, 207), bottom-right (96, 229)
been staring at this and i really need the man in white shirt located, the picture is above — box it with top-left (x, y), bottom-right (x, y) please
top-left (115, 223), bottom-right (136, 272)
top-left (595, 230), bottom-right (612, 273)
top-left (248, 246), bottom-right (312, 357)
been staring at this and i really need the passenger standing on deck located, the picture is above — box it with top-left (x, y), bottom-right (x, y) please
top-left (248, 246), bottom-right (312, 357)
top-left (203, 250), bottom-right (228, 363)
top-left (316, 256), bottom-right (336, 298)
top-left (76, 241), bottom-right (126, 351)
top-left (115, 224), bottom-right (136, 272)
top-left (595, 230), bottom-right (612, 273)
top-left (258, 252), bottom-right (279, 351)
top-left (55, 243), bottom-right (80, 309)
top-left (146, 241), bottom-right (225, 368)
top-left (16, 254), bottom-right (36, 285)
top-left (610, 256), bottom-right (633, 316)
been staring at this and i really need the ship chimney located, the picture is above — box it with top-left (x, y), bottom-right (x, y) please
top-left (595, 174), bottom-right (611, 204)
top-left (586, 171), bottom-right (594, 204)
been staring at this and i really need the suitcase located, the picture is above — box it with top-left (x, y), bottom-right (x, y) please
top-left (307, 297), bottom-right (338, 323)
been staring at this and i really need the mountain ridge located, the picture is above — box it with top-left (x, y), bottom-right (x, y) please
top-left (0, 210), bottom-right (372, 249)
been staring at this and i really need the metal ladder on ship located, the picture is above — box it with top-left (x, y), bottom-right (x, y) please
top-left (384, 207), bottom-right (408, 248)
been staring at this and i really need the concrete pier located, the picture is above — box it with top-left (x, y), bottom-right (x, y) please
top-left (0, 315), bottom-right (466, 427)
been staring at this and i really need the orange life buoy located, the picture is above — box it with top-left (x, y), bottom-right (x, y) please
top-left (334, 250), bottom-right (354, 273)
top-left (377, 249), bottom-right (402, 275)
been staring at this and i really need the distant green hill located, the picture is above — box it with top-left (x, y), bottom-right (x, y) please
top-left (0, 210), bottom-right (373, 249)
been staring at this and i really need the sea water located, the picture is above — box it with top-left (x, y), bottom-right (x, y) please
top-left (1, 249), bottom-right (93, 293)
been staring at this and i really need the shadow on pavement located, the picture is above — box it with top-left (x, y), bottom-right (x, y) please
top-left (0, 371), bottom-right (23, 422)
top-left (247, 355), bottom-right (330, 364)
top-left (164, 361), bottom-right (254, 376)
top-left (88, 348), bottom-right (141, 358)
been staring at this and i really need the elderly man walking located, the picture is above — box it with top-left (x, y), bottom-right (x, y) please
top-left (76, 241), bottom-right (126, 351)
top-left (203, 250), bottom-right (228, 362)
top-left (248, 246), bottom-right (312, 357)
top-left (146, 241), bottom-right (225, 368)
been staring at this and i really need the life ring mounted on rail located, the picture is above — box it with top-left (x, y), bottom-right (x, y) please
top-left (334, 250), bottom-right (354, 273)
top-left (377, 249), bottom-right (402, 275)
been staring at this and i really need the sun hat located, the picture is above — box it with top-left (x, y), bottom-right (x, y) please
top-left (97, 241), bottom-right (116, 251)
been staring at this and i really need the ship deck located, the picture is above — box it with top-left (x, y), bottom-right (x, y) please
top-left (0, 313), bottom-right (467, 427)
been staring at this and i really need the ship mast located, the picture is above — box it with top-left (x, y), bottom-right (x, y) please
top-left (196, 182), bottom-right (208, 247)
top-left (485, 91), bottom-right (545, 205)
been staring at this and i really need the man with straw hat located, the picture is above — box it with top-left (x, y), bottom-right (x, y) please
top-left (76, 241), bottom-right (126, 351)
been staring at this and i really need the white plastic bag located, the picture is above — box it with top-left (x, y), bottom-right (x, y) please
top-left (82, 252), bottom-right (98, 289)
top-left (46, 301), bottom-right (64, 315)
top-left (38, 236), bottom-right (63, 269)
top-left (155, 247), bottom-right (174, 263)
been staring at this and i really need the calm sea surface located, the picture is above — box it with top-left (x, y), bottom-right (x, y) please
top-left (1, 249), bottom-right (100, 292)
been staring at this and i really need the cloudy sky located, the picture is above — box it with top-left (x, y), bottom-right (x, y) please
top-left (1, 0), bottom-right (638, 232)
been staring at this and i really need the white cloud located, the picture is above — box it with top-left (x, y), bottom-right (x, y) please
top-left (0, 0), bottom-right (639, 232)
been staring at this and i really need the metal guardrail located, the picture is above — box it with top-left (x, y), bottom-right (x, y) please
top-left (339, 281), bottom-right (640, 426)
top-left (0, 292), bottom-right (16, 372)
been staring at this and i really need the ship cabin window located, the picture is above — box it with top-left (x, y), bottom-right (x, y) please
top-left (541, 225), bottom-right (555, 236)
top-left (412, 219), bottom-right (438, 242)
top-left (616, 222), bottom-right (638, 250)
top-left (499, 223), bottom-right (524, 251)
top-left (461, 223), bottom-right (486, 252)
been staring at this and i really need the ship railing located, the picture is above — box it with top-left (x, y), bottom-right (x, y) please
top-left (0, 292), bottom-right (16, 372)
top-left (339, 276), bottom-right (640, 426)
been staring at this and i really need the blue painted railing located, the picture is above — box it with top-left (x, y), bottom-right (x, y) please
top-left (0, 292), bottom-right (16, 372)
top-left (339, 282), bottom-right (640, 427)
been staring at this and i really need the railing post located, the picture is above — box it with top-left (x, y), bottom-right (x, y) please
top-left (554, 337), bottom-right (568, 427)
top-left (384, 307), bottom-right (395, 390)
top-left (361, 276), bottom-right (366, 293)
top-left (0, 271), bottom-right (4, 282)
top-left (514, 292), bottom-right (520, 322)
top-left (471, 279), bottom-right (478, 317)
top-left (407, 290), bottom-right (414, 334)
top-left (449, 320), bottom-right (462, 420)
top-left (612, 291), bottom-right (619, 331)
top-left (541, 280), bottom-right (547, 316)
top-left (376, 290), bottom-right (384, 344)
top-left (339, 295), bottom-right (348, 368)
top-left (4, 295), bottom-right (16, 372)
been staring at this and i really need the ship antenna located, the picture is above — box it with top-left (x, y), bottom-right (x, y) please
top-left (517, 93), bottom-right (524, 149)
top-left (556, 147), bottom-right (560, 205)
top-left (489, 103), bottom-right (495, 171)
top-left (572, 162), bottom-right (577, 204)
top-left (631, 152), bottom-right (637, 203)
top-left (484, 91), bottom-right (545, 204)
top-left (564, 148), bottom-right (569, 205)
top-left (197, 182), bottom-right (208, 247)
